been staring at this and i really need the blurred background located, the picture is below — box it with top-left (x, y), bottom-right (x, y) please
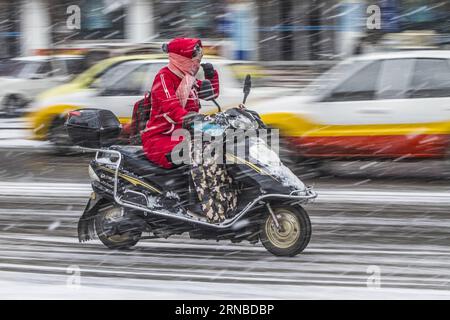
top-left (1, 0), bottom-right (450, 60)
top-left (0, 0), bottom-right (448, 176)
top-left (1, 0), bottom-right (450, 299)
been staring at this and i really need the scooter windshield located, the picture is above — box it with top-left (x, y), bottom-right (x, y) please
top-left (249, 137), bottom-right (306, 191)
top-left (192, 122), bottom-right (226, 136)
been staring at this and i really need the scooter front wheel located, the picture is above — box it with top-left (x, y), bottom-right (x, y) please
top-left (260, 205), bottom-right (311, 257)
top-left (95, 205), bottom-right (142, 250)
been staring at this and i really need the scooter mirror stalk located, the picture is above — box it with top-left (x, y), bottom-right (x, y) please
top-left (212, 99), bottom-right (221, 112)
top-left (243, 74), bottom-right (252, 105)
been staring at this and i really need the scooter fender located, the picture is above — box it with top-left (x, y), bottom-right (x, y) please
top-left (78, 192), bottom-right (109, 242)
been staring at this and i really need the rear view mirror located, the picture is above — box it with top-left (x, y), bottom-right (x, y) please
top-left (198, 79), bottom-right (215, 101)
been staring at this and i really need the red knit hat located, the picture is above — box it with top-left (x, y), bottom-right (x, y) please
top-left (163, 38), bottom-right (202, 59)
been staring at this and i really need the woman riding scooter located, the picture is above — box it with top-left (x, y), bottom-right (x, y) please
top-left (141, 38), bottom-right (237, 222)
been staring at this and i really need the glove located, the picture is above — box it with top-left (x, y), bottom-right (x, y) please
top-left (201, 63), bottom-right (215, 79)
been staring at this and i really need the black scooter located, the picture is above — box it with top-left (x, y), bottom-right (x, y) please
top-left (66, 75), bottom-right (317, 256)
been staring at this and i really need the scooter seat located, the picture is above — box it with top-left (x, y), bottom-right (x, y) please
top-left (108, 145), bottom-right (190, 197)
top-left (110, 145), bottom-right (175, 177)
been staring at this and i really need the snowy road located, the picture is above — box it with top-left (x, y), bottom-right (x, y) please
top-left (0, 118), bottom-right (50, 149)
top-left (1, 184), bottom-right (450, 299)
top-left (0, 145), bottom-right (450, 299)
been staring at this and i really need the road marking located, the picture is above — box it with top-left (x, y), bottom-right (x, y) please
top-left (0, 182), bottom-right (449, 205)
top-left (0, 262), bottom-right (448, 288)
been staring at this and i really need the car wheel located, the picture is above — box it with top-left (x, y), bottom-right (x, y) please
top-left (279, 136), bottom-right (326, 179)
top-left (48, 116), bottom-right (74, 154)
top-left (443, 147), bottom-right (450, 180)
top-left (278, 136), bottom-right (299, 167)
top-left (1, 94), bottom-right (28, 117)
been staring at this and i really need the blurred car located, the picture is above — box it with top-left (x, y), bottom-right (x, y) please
top-left (253, 51), bottom-right (450, 161)
top-left (0, 55), bottom-right (85, 117)
top-left (26, 54), bottom-right (287, 147)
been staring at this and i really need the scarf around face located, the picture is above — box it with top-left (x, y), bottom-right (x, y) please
top-left (167, 52), bottom-right (201, 108)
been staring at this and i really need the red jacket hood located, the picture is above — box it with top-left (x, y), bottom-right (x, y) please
top-left (167, 38), bottom-right (202, 59)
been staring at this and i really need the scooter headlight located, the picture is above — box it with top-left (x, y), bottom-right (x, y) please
top-left (88, 165), bottom-right (100, 182)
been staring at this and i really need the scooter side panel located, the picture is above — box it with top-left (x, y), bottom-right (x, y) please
top-left (227, 162), bottom-right (294, 195)
top-left (77, 193), bottom-right (109, 242)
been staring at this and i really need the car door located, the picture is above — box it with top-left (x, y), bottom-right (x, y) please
top-left (49, 58), bottom-right (77, 83)
top-left (362, 58), bottom-right (420, 157)
top-left (303, 59), bottom-right (385, 156)
top-left (90, 62), bottom-right (163, 120)
top-left (303, 57), bottom-right (450, 158)
top-left (396, 58), bottom-right (450, 157)
top-left (23, 61), bottom-right (57, 97)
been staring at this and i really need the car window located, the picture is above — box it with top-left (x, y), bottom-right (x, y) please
top-left (91, 62), bottom-right (135, 89)
top-left (0, 60), bottom-right (24, 76)
top-left (36, 61), bottom-right (52, 75)
top-left (49, 59), bottom-right (69, 77)
top-left (144, 63), bottom-right (166, 90)
top-left (305, 60), bottom-right (369, 97)
top-left (102, 64), bottom-right (151, 96)
top-left (409, 59), bottom-right (450, 98)
top-left (64, 58), bottom-right (87, 75)
top-left (323, 61), bottom-right (381, 102)
top-left (17, 61), bottom-right (46, 79)
top-left (376, 59), bottom-right (414, 100)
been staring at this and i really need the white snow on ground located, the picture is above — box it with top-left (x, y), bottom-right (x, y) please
top-left (0, 182), bottom-right (92, 197)
top-left (1, 272), bottom-right (450, 300)
top-left (0, 118), bottom-right (29, 129)
top-left (1, 204), bottom-right (449, 299)
top-left (1, 233), bottom-right (450, 299)
top-left (0, 139), bottom-right (50, 149)
top-left (0, 129), bottom-right (30, 140)
top-left (0, 143), bottom-right (448, 299)
top-left (317, 189), bottom-right (450, 205)
top-left (0, 124), bottom-right (50, 149)
top-left (1, 181), bottom-right (450, 205)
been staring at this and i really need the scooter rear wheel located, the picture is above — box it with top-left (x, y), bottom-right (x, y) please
top-left (260, 205), bottom-right (311, 257)
top-left (95, 206), bottom-right (142, 250)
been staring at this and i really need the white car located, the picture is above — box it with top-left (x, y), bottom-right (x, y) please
top-left (0, 55), bottom-right (85, 117)
top-left (253, 50), bottom-right (450, 161)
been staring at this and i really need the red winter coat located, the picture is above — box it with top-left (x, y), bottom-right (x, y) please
top-left (141, 66), bottom-right (219, 168)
